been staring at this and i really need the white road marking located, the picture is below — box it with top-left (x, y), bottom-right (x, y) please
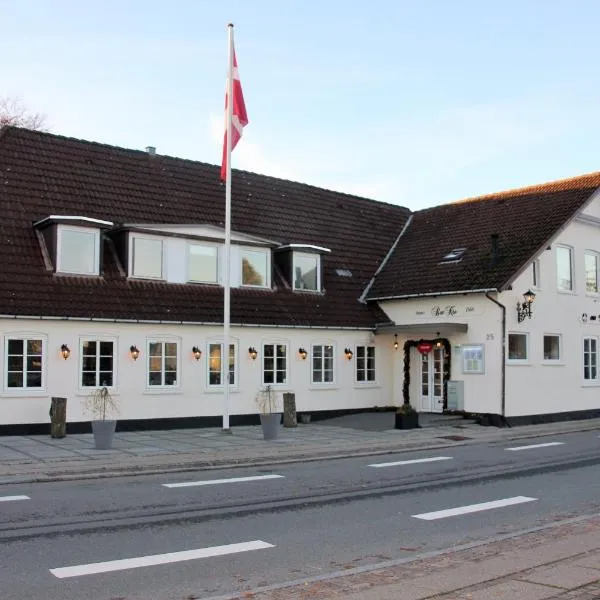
top-left (50, 540), bottom-right (275, 579)
top-left (413, 496), bottom-right (537, 520)
top-left (506, 442), bottom-right (565, 452)
top-left (162, 474), bottom-right (284, 488)
top-left (0, 495), bottom-right (29, 502)
top-left (369, 457), bottom-right (453, 468)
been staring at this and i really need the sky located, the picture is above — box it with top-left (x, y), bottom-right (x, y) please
top-left (2, 0), bottom-right (600, 210)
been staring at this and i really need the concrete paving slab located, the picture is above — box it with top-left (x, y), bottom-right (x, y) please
top-left (571, 555), bottom-right (600, 570)
top-left (521, 565), bottom-right (600, 589)
top-left (461, 579), bottom-right (561, 599)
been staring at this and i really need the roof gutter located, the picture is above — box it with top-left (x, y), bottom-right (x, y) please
top-left (368, 288), bottom-right (498, 302)
top-left (485, 292), bottom-right (508, 424)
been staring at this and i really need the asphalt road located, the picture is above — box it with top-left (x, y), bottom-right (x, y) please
top-left (0, 430), bottom-right (599, 599)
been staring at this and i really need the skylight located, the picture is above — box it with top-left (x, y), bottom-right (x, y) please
top-left (335, 268), bottom-right (353, 277)
top-left (440, 248), bottom-right (466, 263)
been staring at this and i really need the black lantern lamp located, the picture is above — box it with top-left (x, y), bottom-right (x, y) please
top-left (517, 289), bottom-right (536, 323)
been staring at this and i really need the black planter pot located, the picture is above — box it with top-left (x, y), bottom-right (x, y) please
top-left (395, 412), bottom-right (419, 429)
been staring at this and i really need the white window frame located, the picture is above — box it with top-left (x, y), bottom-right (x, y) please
top-left (532, 258), bottom-right (541, 290)
top-left (129, 234), bottom-right (165, 280)
top-left (556, 245), bottom-right (574, 292)
top-left (583, 336), bottom-right (599, 383)
top-left (79, 338), bottom-right (117, 389)
top-left (355, 345), bottom-right (376, 383)
top-left (240, 247), bottom-right (271, 288)
top-left (4, 336), bottom-right (46, 391)
top-left (293, 252), bottom-right (321, 292)
top-left (507, 332), bottom-right (529, 363)
top-left (462, 344), bottom-right (485, 374)
top-left (56, 225), bottom-right (100, 275)
top-left (146, 339), bottom-right (180, 388)
top-left (584, 251), bottom-right (600, 294)
top-left (311, 343), bottom-right (335, 384)
top-left (187, 242), bottom-right (218, 284)
top-left (262, 342), bottom-right (288, 386)
top-left (542, 334), bottom-right (561, 363)
top-left (206, 341), bottom-right (238, 388)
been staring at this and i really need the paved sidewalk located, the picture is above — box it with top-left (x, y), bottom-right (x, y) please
top-left (0, 413), bottom-right (599, 484)
top-left (230, 514), bottom-right (600, 600)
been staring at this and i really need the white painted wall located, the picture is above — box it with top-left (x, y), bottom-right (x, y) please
top-left (0, 320), bottom-right (393, 425)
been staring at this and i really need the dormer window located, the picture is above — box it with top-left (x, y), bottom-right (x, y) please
top-left (188, 243), bottom-right (218, 283)
top-left (57, 225), bottom-right (100, 275)
top-left (241, 248), bottom-right (270, 288)
top-left (130, 234), bottom-right (164, 279)
top-left (294, 252), bottom-right (320, 291)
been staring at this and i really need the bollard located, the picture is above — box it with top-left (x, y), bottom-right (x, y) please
top-left (50, 397), bottom-right (67, 438)
top-left (283, 392), bottom-right (297, 428)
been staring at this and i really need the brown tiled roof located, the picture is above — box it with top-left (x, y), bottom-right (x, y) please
top-left (0, 126), bottom-right (411, 327)
top-left (367, 176), bottom-right (599, 300)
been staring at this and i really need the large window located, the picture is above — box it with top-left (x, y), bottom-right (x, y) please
top-left (263, 343), bottom-right (288, 385)
top-left (188, 244), bottom-right (218, 283)
top-left (585, 252), bottom-right (599, 293)
top-left (81, 340), bottom-right (114, 387)
top-left (556, 246), bottom-right (573, 291)
top-left (312, 344), bottom-right (334, 383)
top-left (208, 343), bottom-right (236, 386)
top-left (584, 337), bottom-right (598, 382)
top-left (147, 341), bottom-right (178, 387)
top-left (6, 338), bottom-right (43, 389)
top-left (507, 333), bottom-right (528, 361)
top-left (131, 236), bottom-right (164, 279)
top-left (57, 226), bottom-right (99, 275)
top-left (241, 249), bottom-right (269, 287)
top-left (356, 345), bottom-right (375, 382)
top-left (543, 335), bottom-right (561, 362)
top-left (294, 253), bottom-right (320, 291)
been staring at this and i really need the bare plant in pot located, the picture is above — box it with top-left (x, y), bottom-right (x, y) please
top-left (255, 385), bottom-right (281, 440)
top-left (395, 402), bottom-right (419, 429)
top-left (84, 387), bottom-right (119, 449)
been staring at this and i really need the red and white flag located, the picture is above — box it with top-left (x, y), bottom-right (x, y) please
top-left (220, 49), bottom-right (248, 180)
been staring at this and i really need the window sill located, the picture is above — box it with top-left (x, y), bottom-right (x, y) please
top-left (505, 361), bottom-right (530, 366)
top-left (541, 361), bottom-right (564, 366)
top-left (75, 390), bottom-right (120, 397)
top-left (557, 289), bottom-right (576, 295)
top-left (204, 387), bottom-right (239, 394)
top-left (1, 390), bottom-right (48, 398)
top-left (142, 388), bottom-right (183, 395)
top-left (309, 384), bottom-right (338, 390)
top-left (353, 382), bottom-right (380, 389)
top-left (582, 382), bottom-right (600, 387)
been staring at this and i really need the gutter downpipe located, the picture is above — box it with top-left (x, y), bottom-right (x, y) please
top-left (485, 292), bottom-right (509, 427)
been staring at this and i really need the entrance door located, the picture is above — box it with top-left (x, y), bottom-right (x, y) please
top-left (420, 348), bottom-right (444, 413)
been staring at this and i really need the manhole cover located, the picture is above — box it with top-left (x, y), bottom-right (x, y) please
top-left (437, 435), bottom-right (471, 441)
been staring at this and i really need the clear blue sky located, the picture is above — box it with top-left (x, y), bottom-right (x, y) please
top-left (3, 0), bottom-right (600, 210)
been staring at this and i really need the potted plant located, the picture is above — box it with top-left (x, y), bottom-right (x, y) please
top-left (255, 385), bottom-right (281, 440)
top-left (395, 402), bottom-right (419, 429)
top-left (84, 387), bottom-right (119, 449)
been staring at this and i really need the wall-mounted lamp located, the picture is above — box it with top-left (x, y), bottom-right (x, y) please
top-left (394, 334), bottom-right (398, 350)
top-left (298, 347), bottom-right (307, 360)
top-left (60, 344), bottom-right (70, 360)
top-left (192, 346), bottom-right (202, 361)
top-left (248, 346), bottom-right (258, 360)
top-left (435, 333), bottom-right (443, 349)
top-left (344, 347), bottom-right (354, 360)
top-left (516, 289), bottom-right (536, 323)
top-left (130, 345), bottom-right (140, 360)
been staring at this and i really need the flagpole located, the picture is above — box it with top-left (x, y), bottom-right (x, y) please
top-left (222, 23), bottom-right (234, 432)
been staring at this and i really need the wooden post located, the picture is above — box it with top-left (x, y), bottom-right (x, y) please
top-left (283, 392), bottom-right (297, 428)
top-left (50, 397), bottom-right (67, 438)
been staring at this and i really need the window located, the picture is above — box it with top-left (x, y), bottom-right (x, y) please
top-left (584, 337), bottom-right (598, 381)
top-left (263, 343), bottom-right (288, 385)
top-left (556, 246), bottom-right (573, 291)
top-left (6, 338), bottom-right (43, 389)
top-left (241, 249), bottom-right (269, 287)
top-left (131, 236), bottom-right (164, 279)
top-left (462, 344), bottom-right (485, 374)
top-left (147, 341), bottom-right (178, 386)
top-left (585, 252), bottom-right (599, 293)
top-left (188, 244), bottom-right (218, 283)
top-left (312, 344), bottom-right (334, 383)
top-left (208, 343), bottom-right (236, 386)
top-left (507, 333), bottom-right (528, 361)
top-left (543, 335), bottom-right (561, 361)
top-left (57, 226), bottom-right (99, 275)
top-left (440, 248), bottom-right (466, 263)
top-left (532, 259), bottom-right (540, 289)
top-left (81, 340), bottom-right (114, 387)
top-left (294, 252), bottom-right (320, 291)
top-left (356, 345), bottom-right (375, 382)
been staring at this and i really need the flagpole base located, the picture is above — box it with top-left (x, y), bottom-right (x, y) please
top-left (221, 428), bottom-right (232, 435)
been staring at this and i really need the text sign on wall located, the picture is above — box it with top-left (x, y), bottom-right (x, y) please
top-left (414, 304), bottom-right (478, 318)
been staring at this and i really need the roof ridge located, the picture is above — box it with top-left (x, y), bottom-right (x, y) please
top-left (450, 171), bottom-right (600, 205)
